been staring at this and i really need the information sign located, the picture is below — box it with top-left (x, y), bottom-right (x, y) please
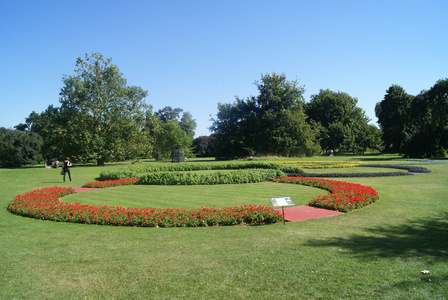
top-left (269, 197), bottom-right (295, 207)
top-left (269, 197), bottom-right (295, 225)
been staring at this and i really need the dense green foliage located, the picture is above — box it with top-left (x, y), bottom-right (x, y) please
top-left (99, 161), bottom-right (304, 180)
top-left (58, 53), bottom-right (149, 164)
top-left (21, 53), bottom-right (196, 165)
top-left (376, 79), bottom-right (448, 157)
top-left (138, 169), bottom-right (286, 185)
top-left (192, 135), bottom-right (215, 157)
top-left (152, 106), bottom-right (196, 160)
top-left (153, 121), bottom-right (193, 160)
top-left (306, 89), bottom-right (383, 153)
top-left (375, 85), bottom-right (413, 153)
top-left (0, 127), bottom-right (43, 167)
top-left (210, 73), bottom-right (321, 158)
top-left (11, 53), bottom-right (447, 164)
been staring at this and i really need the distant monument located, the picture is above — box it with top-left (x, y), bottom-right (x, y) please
top-left (172, 149), bottom-right (185, 163)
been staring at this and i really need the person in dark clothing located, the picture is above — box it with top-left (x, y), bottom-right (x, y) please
top-left (62, 157), bottom-right (72, 182)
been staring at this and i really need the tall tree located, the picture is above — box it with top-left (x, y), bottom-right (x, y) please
top-left (24, 105), bottom-right (65, 160)
top-left (154, 121), bottom-right (192, 160)
top-left (156, 106), bottom-right (197, 138)
top-left (179, 111), bottom-right (197, 138)
top-left (142, 105), bottom-right (161, 158)
top-left (211, 73), bottom-right (320, 158)
top-left (59, 53), bottom-right (149, 164)
top-left (193, 135), bottom-right (215, 157)
top-left (306, 89), bottom-right (381, 153)
top-left (402, 79), bottom-right (448, 157)
top-left (156, 106), bottom-right (183, 123)
top-left (375, 85), bottom-right (413, 153)
top-left (0, 128), bottom-right (43, 167)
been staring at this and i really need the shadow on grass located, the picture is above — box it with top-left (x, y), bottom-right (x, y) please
top-left (305, 213), bottom-right (448, 260)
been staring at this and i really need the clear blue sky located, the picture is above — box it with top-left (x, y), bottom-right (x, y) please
top-left (1, 0), bottom-right (447, 137)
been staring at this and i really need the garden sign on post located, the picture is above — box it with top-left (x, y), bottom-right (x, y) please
top-left (269, 197), bottom-right (295, 225)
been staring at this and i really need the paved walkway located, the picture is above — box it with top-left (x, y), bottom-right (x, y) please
top-left (73, 188), bottom-right (343, 222)
top-left (277, 205), bottom-right (344, 222)
top-left (73, 187), bottom-right (99, 193)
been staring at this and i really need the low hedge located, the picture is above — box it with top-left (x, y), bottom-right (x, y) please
top-left (287, 164), bottom-right (431, 178)
top-left (138, 169), bottom-right (286, 185)
top-left (99, 162), bottom-right (303, 181)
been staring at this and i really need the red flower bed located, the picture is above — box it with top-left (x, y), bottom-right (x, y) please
top-left (82, 178), bottom-right (140, 188)
top-left (7, 177), bottom-right (377, 227)
top-left (7, 186), bottom-right (282, 227)
top-left (273, 176), bottom-right (378, 212)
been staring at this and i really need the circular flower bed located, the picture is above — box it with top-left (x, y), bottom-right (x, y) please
top-left (8, 175), bottom-right (379, 226)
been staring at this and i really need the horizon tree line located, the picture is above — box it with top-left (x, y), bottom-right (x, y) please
top-left (1, 53), bottom-right (446, 167)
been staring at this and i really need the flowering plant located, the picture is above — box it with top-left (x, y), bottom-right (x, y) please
top-left (275, 161), bottom-right (366, 169)
top-left (82, 178), bottom-right (140, 188)
top-left (273, 176), bottom-right (378, 212)
top-left (7, 186), bottom-right (282, 227)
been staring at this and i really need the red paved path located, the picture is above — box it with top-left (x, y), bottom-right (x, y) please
top-left (73, 188), bottom-right (99, 193)
top-left (74, 188), bottom-right (343, 222)
top-left (277, 205), bottom-right (344, 222)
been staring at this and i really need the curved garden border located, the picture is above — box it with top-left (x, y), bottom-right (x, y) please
top-left (287, 164), bottom-right (431, 178)
top-left (7, 174), bottom-right (379, 227)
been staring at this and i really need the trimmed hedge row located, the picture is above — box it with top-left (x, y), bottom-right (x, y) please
top-left (99, 162), bottom-right (304, 181)
top-left (287, 164), bottom-right (431, 178)
top-left (360, 164), bottom-right (431, 173)
top-left (138, 169), bottom-right (286, 185)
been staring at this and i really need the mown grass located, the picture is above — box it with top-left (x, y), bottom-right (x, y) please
top-left (1, 156), bottom-right (447, 299)
top-left (67, 182), bottom-right (324, 209)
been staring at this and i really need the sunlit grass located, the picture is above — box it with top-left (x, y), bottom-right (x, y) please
top-left (66, 182), bottom-right (325, 209)
top-left (1, 156), bottom-right (447, 299)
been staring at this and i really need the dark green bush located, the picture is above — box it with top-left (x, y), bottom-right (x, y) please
top-left (138, 169), bottom-right (286, 185)
top-left (99, 162), bottom-right (303, 181)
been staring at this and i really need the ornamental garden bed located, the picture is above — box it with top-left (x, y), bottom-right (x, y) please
top-left (7, 176), bottom-right (379, 227)
top-left (287, 164), bottom-right (431, 178)
top-left (11, 162), bottom-right (423, 227)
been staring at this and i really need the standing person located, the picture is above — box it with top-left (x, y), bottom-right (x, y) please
top-left (62, 157), bottom-right (72, 182)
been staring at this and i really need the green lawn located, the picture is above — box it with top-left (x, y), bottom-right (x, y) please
top-left (1, 156), bottom-right (447, 299)
top-left (66, 182), bottom-right (324, 209)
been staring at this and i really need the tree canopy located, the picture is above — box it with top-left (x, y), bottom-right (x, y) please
top-left (375, 79), bottom-right (448, 157)
top-left (401, 79), bottom-right (448, 157)
top-left (154, 121), bottom-right (193, 160)
top-left (17, 53), bottom-right (149, 165)
top-left (375, 85), bottom-right (413, 153)
top-left (306, 89), bottom-right (382, 153)
top-left (211, 73), bottom-right (321, 158)
top-left (12, 53), bottom-right (446, 164)
top-left (0, 128), bottom-right (43, 167)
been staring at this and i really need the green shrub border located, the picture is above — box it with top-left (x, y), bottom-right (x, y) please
top-left (137, 169), bottom-right (286, 185)
top-left (287, 164), bottom-right (431, 178)
top-left (99, 162), bottom-right (304, 181)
